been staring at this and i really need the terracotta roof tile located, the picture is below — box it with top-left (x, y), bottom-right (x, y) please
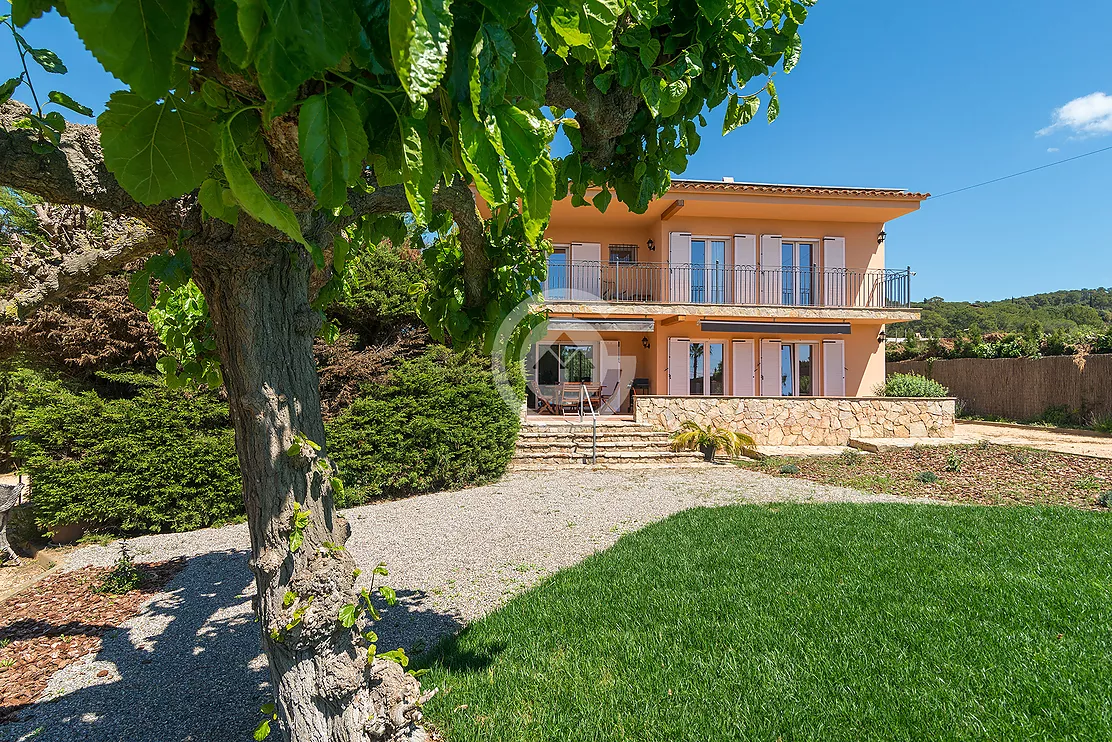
top-left (668, 179), bottom-right (930, 201)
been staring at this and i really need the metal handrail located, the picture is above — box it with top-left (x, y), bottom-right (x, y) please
top-left (577, 383), bottom-right (598, 464)
top-left (544, 260), bottom-right (913, 309)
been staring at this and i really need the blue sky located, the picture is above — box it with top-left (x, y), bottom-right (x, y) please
top-left (5, 1), bottom-right (1111, 302)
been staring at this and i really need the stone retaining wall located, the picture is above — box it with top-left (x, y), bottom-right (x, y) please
top-left (633, 396), bottom-right (955, 446)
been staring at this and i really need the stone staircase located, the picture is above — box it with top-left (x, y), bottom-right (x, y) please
top-left (510, 418), bottom-right (707, 470)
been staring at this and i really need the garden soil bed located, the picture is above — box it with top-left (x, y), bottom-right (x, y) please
top-left (0, 560), bottom-right (184, 722)
top-left (742, 443), bottom-right (1112, 509)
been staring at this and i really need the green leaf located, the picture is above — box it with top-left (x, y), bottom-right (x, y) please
top-left (128, 271), bottom-right (153, 312)
top-left (99, 92), bottom-right (217, 205)
top-left (213, 0), bottom-right (250, 67)
top-left (12, 0), bottom-right (55, 27)
top-left (377, 647), bottom-right (409, 667)
top-left (373, 563), bottom-right (389, 577)
top-left (696, 0), bottom-right (728, 21)
top-left (492, 105), bottom-right (552, 192)
top-left (253, 719), bottom-right (271, 741)
top-left (582, 0), bottom-right (621, 66)
top-left (298, 88), bottom-right (369, 209)
top-left (0, 78), bottom-right (21, 107)
top-left (505, 21), bottom-right (546, 106)
top-left (399, 118), bottom-right (436, 223)
top-left (591, 188), bottom-right (612, 213)
top-left (468, 23), bottom-right (514, 118)
top-left (766, 80), bottom-right (780, 123)
top-left (220, 126), bottom-right (309, 247)
top-left (378, 585), bottom-right (397, 606)
top-left (65, 0), bottom-right (192, 100)
top-left (27, 46), bottom-right (66, 74)
top-left (783, 32), bottom-right (801, 72)
top-left (282, 591), bottom-right (296, 608)
top-left (47, 90), bottom-right (93, 117)
top-left (639, 37), bottom-right (660, 70)
top-left (474, 0), bottom-right (532, 25)
top-left (522, 156), bottom-right (555, 242)
top-left (338, 603), bottom-right (358, 628)
top-left (722, 94), bottom-right (761, 135)
top-left (458, 107), bottom-right (507, 206)
top-left (389, 0), bottom-right (454, 105)
top-left (255, 0), bottom-right (358, 103)
top-left (260, 703), bottom-right (276, 716)
top-left (199, 178), bottom-right (239, 225)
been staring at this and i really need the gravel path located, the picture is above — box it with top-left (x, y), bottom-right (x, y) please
top-left (1, 467), bottom-right (922, 741)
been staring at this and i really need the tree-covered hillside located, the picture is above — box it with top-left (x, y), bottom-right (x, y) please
top-left (902, 289), bottom-right (1112, 338)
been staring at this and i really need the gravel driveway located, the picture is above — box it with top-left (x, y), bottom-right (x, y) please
top-left (1, 466), bottom-right (920, 742)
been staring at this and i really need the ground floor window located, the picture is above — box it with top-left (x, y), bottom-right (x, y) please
top-left (688, 341), bottom-right (725, 396)
top-left (537, 343), bottom-right (594, 385)
top-left (780, 342), bottom-right (816, 396)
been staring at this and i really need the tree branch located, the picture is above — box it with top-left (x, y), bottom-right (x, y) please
top-left (546, 69), bottom-right (643, 169)
top-left (2, 206), bottom-right (162, 318)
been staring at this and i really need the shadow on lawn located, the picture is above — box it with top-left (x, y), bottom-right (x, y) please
top-left (1, 551), bottom-right (464, 742)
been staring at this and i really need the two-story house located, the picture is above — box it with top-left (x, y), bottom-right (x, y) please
top-left (524, 178), bottom-right (954, 447)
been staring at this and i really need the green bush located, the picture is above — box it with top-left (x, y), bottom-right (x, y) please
top-left (873, 373), bottom-right (949, 398)
top-left (326, 347), bottom-right (521, 505)
top-left (10, 369), bottom-right (242, 535)
top-left (916, 471), bottom-right (939, 484)
top-left (1028, 404), bottom-right (1079, 428)
top-left (778, 463), bottom-right (800, 475)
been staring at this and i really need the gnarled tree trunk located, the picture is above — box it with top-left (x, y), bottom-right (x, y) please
top-left (192, 241), bottom-right (425, 742)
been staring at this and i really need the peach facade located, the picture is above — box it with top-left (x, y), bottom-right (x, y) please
top-left (527, 180), bottom-right (928, 420)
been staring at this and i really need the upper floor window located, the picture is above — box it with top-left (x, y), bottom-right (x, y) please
top-left (608, 244), bottom-right (637, 264)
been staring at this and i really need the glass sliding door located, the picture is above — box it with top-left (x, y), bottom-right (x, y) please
top-left (780, 344), bottom-right (794, 396)
top-left (690, 238), bottom-right (727, 304)
top-left (781, 241), bottom-right (816, 306)
top-left (687, 341), bottom-right (725, 396)
top-left (546, 247), bottom-right (568, 299)
top-left (560, 344), bottom-right (594, 383)
top-left (778, 342), bottom-right (817, 397)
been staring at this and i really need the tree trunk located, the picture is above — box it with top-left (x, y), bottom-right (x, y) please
top-left (193, 242), bottom-right (425, 742)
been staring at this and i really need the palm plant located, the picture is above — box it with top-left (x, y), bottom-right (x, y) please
top-left (669, 421), bottom-right (759, 462)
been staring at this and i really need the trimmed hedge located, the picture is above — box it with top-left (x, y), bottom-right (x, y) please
top-left (10, 369), bottom-right (242, 535)
top-left (873, 373), bottom-right (949, 398)
top-left (327, 347), bottom-right (521, 506)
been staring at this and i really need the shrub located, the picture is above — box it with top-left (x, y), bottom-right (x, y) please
top-left (1028, 405), bottom-right (1079, 428)
top-left (326, 347), bottom-right (520, 505)
top-left (1085, 412), bottom-right (1112, 435)
top-left (838, 449), bottom-right (861, 466)
top-left (873, 373), bottom-right (949, 398)
top-left (1098, 491), bottom-right (1112, 508)
top-left (779, 464), bottom-right (800, 475)
top-left (10, 369), bottom-right (243, 535)
top-left (669, 421), bottom-right (758, 462)
top-left (96, 543), bottom-right (144, 594)
top-left (945, 451), bottom-right (963, 473)
top-left (916, 471), bottom-right (939, 484)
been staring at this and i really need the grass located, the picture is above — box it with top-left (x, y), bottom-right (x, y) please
top-left (738, 443), bottom-right (1111, 510)
top-left (422, 504), bottom-right (1112, 742)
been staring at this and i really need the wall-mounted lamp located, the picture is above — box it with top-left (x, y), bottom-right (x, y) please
top-left (642, 336), bottom-right (651, 349)
top-left (877, 230), bottom-right (887, 245)
top-left (877, 330), bottom-right (887, 344)
top-left (646, 238), bottom-right (656, 252)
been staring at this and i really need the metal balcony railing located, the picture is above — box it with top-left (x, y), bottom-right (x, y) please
top-left (543, 261), bottom-right (913, 309)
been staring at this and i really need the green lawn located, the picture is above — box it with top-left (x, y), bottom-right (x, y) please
top-left (421, 504), bottom-right (1112, 741)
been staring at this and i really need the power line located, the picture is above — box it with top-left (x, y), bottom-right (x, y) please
top-left (926, 144), bottom-right (1112, 201)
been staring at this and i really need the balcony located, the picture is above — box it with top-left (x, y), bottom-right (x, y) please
top-left (543, 261), bottom-right (913, 309)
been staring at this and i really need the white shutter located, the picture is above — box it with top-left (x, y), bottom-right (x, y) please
top-left (571, 242), bottom-right (602, 299)
top-left (733, 234), bottom-right (756, 305)
top-left (760, 339), bottom-right (781, 396)
top-left (731, 339), bottom-right (755, 396)
top-left (667, 338), bottom-right (689, 396)
top-left (759, 235), bottom-right (782, 305)
top-left (823, 339), bottom-right (846, 396)
top-left (823, 236), bottom-right (847, 307)
top-left (601, 340), bottom-right (621, 410)
top-left (669, 232), bottom-right (692, 303)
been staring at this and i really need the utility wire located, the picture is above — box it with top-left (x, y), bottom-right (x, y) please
top-left (927, 144), bottom-right (1112, 201)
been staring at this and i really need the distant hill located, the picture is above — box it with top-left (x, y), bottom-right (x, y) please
top-left (901, 288), bottom-right (1112, 338)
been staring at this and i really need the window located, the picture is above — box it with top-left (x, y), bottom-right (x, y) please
top-left (536, 343), bottom-right (595, 386)
top-left (780, 342), bottom-right (817, 397)
top-left (546, 247), bottom-right (568, 298)
top-left (691, 238), bottom-right (727, 303)
top-left (781, 241), bottom-right (816, 306)
top-left (688, 341), bottom-right (725, 396)
top-left (608, 244), bottom-right (637, 264)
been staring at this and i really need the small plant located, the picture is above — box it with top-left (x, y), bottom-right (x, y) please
top-left (0, 658), bottom-right (15, 669)
top-left (1097, 491), bottom-right (1112, 508)
top-left (873, 373), bottom-right (949, 398)
top-left (0, 638), bottom-right (11, 649)
top-left (670, 421), bottom-right (759, 462)
top-left (779, 464), bottom-right (800, 475)
top-left (1085, 412), bottom-right (1112, 435)
top-left (838, 449), bottom-right (861, 467)
top-left (1075, 475), bottom-right (1100, 491)
top-left (96, 542), bottom-right (143, 594)
top-left (945, 451), bottom-right (963, 473)
top-left (916, 471), bottom-right (939, 484)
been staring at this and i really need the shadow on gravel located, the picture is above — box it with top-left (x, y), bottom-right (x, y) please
top-left (1, 551), bottom-right (465, 742)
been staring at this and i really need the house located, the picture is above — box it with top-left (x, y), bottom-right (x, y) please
top-left (524, 178), bottom-right (954, 446)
